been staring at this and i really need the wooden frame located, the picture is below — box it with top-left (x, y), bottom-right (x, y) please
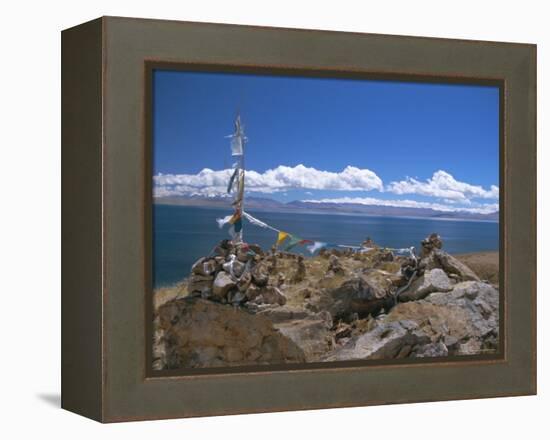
top-left (62, 16), bottom-right (536, 422)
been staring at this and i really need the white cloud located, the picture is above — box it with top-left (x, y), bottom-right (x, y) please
top-left (386, 170), bottom-right (499, 202)
top-left (301, 196), bottom-right (499, 215)
top-left (154, 164), bottom-right (383, 197)
top-left (154, 166), bottom-right (499, 216)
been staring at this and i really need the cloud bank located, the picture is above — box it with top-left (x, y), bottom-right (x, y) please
top-left (154, 164), bottom-right (383, 197)
top-left (301, 196), bottom-right (499, 215)
top-left (387, 170), bottom-right (499, 202)
top-left (154, 165), bottom-right (498, 214)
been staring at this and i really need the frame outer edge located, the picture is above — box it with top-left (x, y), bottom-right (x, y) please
top-left (61, 17), bottom-right (104, 422)
top-left (98, 17), bottom-right (536, 422)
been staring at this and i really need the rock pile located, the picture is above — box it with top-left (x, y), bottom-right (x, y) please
top-left (153, 233), bottom-right (499, 370)
top-left (187, 241), bottom-right (288, 307)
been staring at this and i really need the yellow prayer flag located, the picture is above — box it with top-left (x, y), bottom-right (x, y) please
top-left (276, 231), bottom-right (289, 247)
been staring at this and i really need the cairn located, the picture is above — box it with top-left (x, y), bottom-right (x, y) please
top-left (187, 240), bottom-right (286, 307)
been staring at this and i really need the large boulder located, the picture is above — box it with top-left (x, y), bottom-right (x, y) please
top-left (313, 271), bottom-right (394, 321)
top-left (155, 298), bottom-right (306, 369)
top-left (434, 250), bottom-right (480, 281)
top-left (323, 320), bottom-right (430, 361)
top-left (425, 281), bottom-right (499, 344)
top-left (421, 249), bottom-right (480, 282)
top-left (399, 268), bottom-right (453, 302)
top-left (276, 319), bottom-right (333, 362)
top-left (255, 306), bottom-right (333, 362)
top-left (386, 281), bottom-right (499, 355)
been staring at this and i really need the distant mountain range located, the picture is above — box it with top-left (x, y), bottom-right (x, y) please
top-left (154, 195), bottom-right (499, 222)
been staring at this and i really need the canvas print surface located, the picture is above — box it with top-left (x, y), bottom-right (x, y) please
top-left (151, 69), bottom-right (500, 371)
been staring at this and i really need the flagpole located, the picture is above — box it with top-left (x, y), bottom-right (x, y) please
top-left (234, 113), bottom-right (246, 244)
top-left (240, 127), bottom-right (245, 243)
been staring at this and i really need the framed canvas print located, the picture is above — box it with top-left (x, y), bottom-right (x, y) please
top-left (62, 16), bottom-right (536, 422)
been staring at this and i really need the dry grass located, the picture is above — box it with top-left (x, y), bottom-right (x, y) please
top-left (153, 281), bottom-right (189, 311)
top-left (455, 251), bottom-right (499, 286)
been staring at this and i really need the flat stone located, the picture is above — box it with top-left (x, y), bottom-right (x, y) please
top-left (188, 274), bottom-right (214, 293)
top-left (212, 271), bottom-right (236, 299)
top-left (399, 268), bottom-right (452, 302)
top-left (323, 320), bottom-right (430, 361)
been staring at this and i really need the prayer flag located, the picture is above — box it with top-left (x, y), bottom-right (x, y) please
top-left (216, 214), bottom-right (233, 228)
top-left (307, 241), bottom-right (327, 254)
top-left (284, 235), bottom-right (303, 251)
top-left (227, 168), bottom-right (238, 193)
top-left (276, 231), bottom-right (289, 247)
top-left (231, 136), bottom-right (243, 156)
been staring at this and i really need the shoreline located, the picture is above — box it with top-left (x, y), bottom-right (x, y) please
top-left (154, 201), bottom-right (500, 224)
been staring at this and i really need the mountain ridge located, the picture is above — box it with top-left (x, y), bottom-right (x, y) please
top-left (154, 195), bottom-right (499, 222)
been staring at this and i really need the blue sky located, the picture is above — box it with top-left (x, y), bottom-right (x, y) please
top-left (153, 69), bottom-right (500, 214)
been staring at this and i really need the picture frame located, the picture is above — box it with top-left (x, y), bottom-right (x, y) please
top-left (61, 16), bottom-right (536, 422)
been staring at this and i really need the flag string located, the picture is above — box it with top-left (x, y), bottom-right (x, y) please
top-left (219, 210), bottom-right (417, 257)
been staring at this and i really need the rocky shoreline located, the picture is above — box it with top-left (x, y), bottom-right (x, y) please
top-left (152, 234), bottom-right (499, 370)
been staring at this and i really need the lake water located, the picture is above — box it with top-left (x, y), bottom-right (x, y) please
top-left (153, 204), bottom-right (499, 288)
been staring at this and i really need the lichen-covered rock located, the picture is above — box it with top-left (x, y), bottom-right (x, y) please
top-left (425, 281), bottom-right (498, 342)
top-left (386, 281), bottom-right (499, 355)
top-left (323, 320), bottom-right (430, 361)
top-left (254, 306), bottom-right (333, 361)
top-left (251, 286), bottom-right (287, 306)
top-left (435, 250), bottom-right (480, 281)
top-left (314, 271), bottom-right (394, 321)
top-left (421, 249), bottom-right (480, 282)
top-left (276, 319), bottom-right (333, 362)
top-left (412, 341), bottom-right (449, 358)
top-left (155, 298), bottom-right (306, 369)
top-left (399, 268), bottom-right (453, 302)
